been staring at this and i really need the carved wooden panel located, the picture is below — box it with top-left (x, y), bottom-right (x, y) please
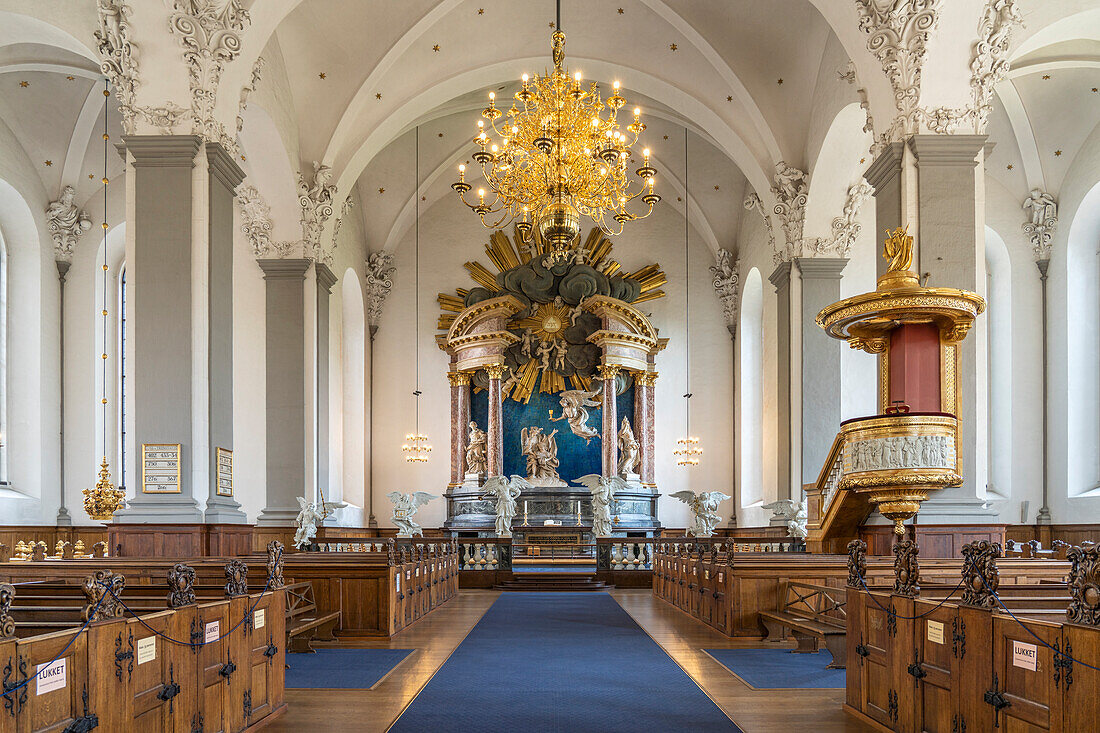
top-left (856, 591), bottom-right (895, 728)
top-left (1063, 623), bottom-right (1100, 732)
top-left (991, 614), bottom-right (1062, 731)
top-left (194, 600), bottom-right (231, 733)
top-left (912, 599), bottom-right (960, 733)
top-left (956, 606), bottom-right (994, 733)
top-left (15, 627), bottom-right (90, 733)
top-left (845, 587), bottom-right (863, 714)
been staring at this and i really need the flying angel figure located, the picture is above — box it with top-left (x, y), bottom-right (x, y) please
top-left (670, 490), bottom-right (731, 538)
top-left (387, 491), bottom-right (437, 537)
top-left (576, 474), bottom-right (628, 537)
top-left (550, 388), bottom-right (602, 443)
top-left (293, 495), bottom-right (341, 548)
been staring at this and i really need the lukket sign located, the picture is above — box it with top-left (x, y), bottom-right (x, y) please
top-left (36, 658), bottom-right (67, 695)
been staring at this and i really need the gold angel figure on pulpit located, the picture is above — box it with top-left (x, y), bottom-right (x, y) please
top-left (883, 225), bottom-right (914, 273)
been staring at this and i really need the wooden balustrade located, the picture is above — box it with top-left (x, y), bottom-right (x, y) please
top-left (844, 539), bottom-right (1100, 732)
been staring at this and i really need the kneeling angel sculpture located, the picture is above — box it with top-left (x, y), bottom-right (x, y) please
top-left (293, 495), bottom-right (341, 548)
top-left (671, 490), bottom-right (731, 537)
top-left (388, 491), bottom-right (437, 537)
top-left (481, 475), bottom-right (529, 537)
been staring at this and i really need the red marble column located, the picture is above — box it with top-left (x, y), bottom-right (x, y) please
top-left (634, 371), bottom-right (657, 486)
top-left (485, 363), bottom-right (506, 477)
top-left (599, 364), bottom-right (621, 477)
top-left (447, 371), bottom-right (471, 487)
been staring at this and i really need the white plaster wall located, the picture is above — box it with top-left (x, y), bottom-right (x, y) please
top-left (371, 193), bottom-right (735, 530)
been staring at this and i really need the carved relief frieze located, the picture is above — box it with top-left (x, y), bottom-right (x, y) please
top-left (1067, 544), bottom-right (1100, 627)
top-left (95, 0), bottom-right (140, 134)
top-left (847, 539), bottom-right (868, 587)
top-left (266, 541), bottom-right (285, 589)
top-left (709, 248), bottom-right (740, 326)
top-left (224, 559), bottom-right (248, 598)
top-left (168, 0), bottom-right (251, 149)
top-left (167, 563), bottom-right (197, 608)
top-left (844, 434), bottom-right (955, 472)
top-left (82, 569), bottom-right (125, 622)
top-left (960, 539), bottom-right (1000, 608)
top-left (893, 538), bottom-right (920, 596)
top-left (365, 250), bottom-right (396, 326)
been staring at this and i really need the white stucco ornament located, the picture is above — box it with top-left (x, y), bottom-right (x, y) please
top-left (46, 186), bottom-right (92, 263)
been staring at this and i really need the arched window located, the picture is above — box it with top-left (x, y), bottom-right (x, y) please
top-left (739, 267), bottom-right (763, 508)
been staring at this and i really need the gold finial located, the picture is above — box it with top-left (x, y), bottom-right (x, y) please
top-left (883, 225), bottom-right (914, 274)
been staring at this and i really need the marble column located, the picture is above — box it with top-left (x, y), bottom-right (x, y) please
top-left (634, 371), bottom-right (657, 487)
top-left (485, 363), bottom-right (506, 477)
top-left (598, 364), bottom-right (621, 477)
top-left (448, 371), bottom-right (471, 487)
top-left (315, 263), bottom-right (337, 500)
top-left (769, 262), bottom-right (794, 502)
top-left (794, 257), bottom-right (848, 490)
top-left (256, 258), bottom-right (311, 525)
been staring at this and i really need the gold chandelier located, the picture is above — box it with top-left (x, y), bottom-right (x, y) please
top-left (452, 6), bottom-right (659, 251)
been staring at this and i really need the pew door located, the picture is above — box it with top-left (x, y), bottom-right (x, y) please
top-left (699, 565), bottom-right (714, 627)
top-left (194, 600), bottom-right (232, 733)
top-left (855, 591), bottom-right (898, 729)
top-left (0, 638), bottom-right (16, 733)
top-left (845, 588), bottom-right (864, 714)
top-left (226, 596), bottom-right (253, 733)
top-left (991, 613), bottom-right (1063, 731)
top-left (1062, 623), bottom-right (1100, 732)
top-left (242, 591), bottom-right (283, 728)
top-left (14, 626), bottom-right (92, 733)
top-left (912, 600), bottom-right (959, 733)
top-left (122, 610), bottom-right (183, 733)
top-left (956, 607), bottom-right (993, 733)
top-left (713, 568), bottom-right (729, 635)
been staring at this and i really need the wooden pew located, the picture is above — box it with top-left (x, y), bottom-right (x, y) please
top-left (0, 552), bottom-right (288, 733)
top-left (285, 581), bottom-right (340, 653)
top-left (845, 539), bottom-right (1100, 732)
top-left (759, 581), bottom-right (847, 668)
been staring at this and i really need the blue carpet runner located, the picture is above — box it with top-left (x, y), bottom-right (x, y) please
top-left (285, 648), bottom-right (413, 689)
top-left (705, 648), bottom-right (846, 689)
top-left (391, 592), bottom-right (741, 732)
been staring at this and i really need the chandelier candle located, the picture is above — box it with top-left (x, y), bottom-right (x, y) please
top-left (452, 25), bottom-right (659, 252)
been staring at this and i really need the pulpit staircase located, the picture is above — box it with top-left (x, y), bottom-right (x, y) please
top-left (805, 430), bottom-right (872, 554)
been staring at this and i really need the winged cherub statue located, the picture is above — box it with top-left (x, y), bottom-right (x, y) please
top-left (293, 495), bottom-right (340, 548)
top-left (576, 474), bottom-right (628, 537)
top-left (387, 491), bottom-right (437, 537)
top-left (670, 490), bottom-right (731, 537)
top-left (550, 388), bottom-right (601, 443)
top-left (481, 475), bottom-right (529, 537)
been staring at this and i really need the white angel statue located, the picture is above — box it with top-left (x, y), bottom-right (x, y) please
top-left (671, 490), bottom-right (731, 537)
top-left (550, 388), bottom-right (601, 443)
top-left (576, 474), bottom-right (628, 538)
top-left (387, 491), bottom-right (437, 537)
top-left (293, 495), bottom-right (340, 548)
top-left (481, 476), bottom-right (529, 537)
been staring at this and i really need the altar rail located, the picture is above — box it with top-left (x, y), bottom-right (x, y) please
top-left (0, 539), bottom-right (458, 639)
top-left (652, 538), bottom-right (1071, 639)
top-left (0, 565), bottom-right (286, 732)
top-left (844, 539), bottom-right (1100, 732)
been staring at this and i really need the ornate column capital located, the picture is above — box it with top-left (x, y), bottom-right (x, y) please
top-left (365, 251), bottom-right (396, 326)
top-left (635, 371), bottom-right (659, 387)
top-left (710, 249), bottom-right (740, 327)
top-left (596, 364), bottom-right (622, 381)
top-left (485, 363), bottom-right (508, 380)
top-left (447, 371), bottom-right (471, 387)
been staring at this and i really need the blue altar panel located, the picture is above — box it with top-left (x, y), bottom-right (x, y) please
top-left (470, 385), bottom-right (635, 483)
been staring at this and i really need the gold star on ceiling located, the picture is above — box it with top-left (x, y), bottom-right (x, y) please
top-left (549, 21), bottom-right (555, 28)
top-left (432, 44), bottom-right (440, 52)
top-left (437, 132), bottom-right (443, 137)
top-left (19, 81), bottom-right (28, 87)
top-left (89, 173), bottom-right (95, 179)
top-left (478, 8), bottom-right (484, 14)
top-left (860, 157), bottom-right (866, 164)
top-left (669, 43), bottom-right (677, 51)
top-left (777, 78), bottom-right (784, 85)
top-left (44, 160), bottom-right (52, 166)
top-left (676, 196), bottom-right (682, 202)
top-left (714, 185), bottom-right (720, 191)
top-left (421, 196), bottom-right (427, 201)
top-left (662, 135), bottom-right (669, 140)
top-left (1093, 87), bottom-right (1098, 93)
top-left (1054, 149), bottom-right (1062, 156)
top-left (378, 187), bottom-right (385, 193)
top-left (375, 93), bottom-right (382, 100)
top-left (618, 7), bottom-right (624, 13)
top-left (1042, 74), bottom-right (1051, 80)
top-left (1006, 164), bottom-right (1013, 170)
top-left (726, 95), bottom-right (732, 102)
top-left (319, 72), bottom-right (326, 79)
top-left (66, 75), bottom-right (75, 81)
top-left (240, 154), bottom-right (246, 161)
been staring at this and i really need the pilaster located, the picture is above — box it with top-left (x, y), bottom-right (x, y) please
top-left (634, 371), bottom-right (657, 487)
top-left (448, 372), bottom-right (471, 487)
top-left (795, 257), bottom-right (848, 488)
top-left (315, 262), bottom-right (337, 501)
top-left (114, 135), bottom-right (203, 523)
top-left (598, 364), bottom-right (621, 477)
top-left (769, 262), bottom-right (794, 501)
top-left (485, 364), bottom-right (506, 477)
top-left (256, 258), bottom-right (311, 525)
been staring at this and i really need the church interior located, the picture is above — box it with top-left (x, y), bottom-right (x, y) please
top-left (0, 0), bottom-right (1098, 730)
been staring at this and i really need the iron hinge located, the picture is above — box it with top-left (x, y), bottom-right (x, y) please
top-left (952, 616), bottom-right (966, 659)
top-left (114, 630), bottom-right (134, 681)
top-left (62, 685), bottom-right (98, 733)
top-left (1054, 641), bottom-right (1074, 689)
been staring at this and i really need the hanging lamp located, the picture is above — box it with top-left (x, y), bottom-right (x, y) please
top-left (83, 80), bottom-right (126, 519)
top-left (675, 129), bottom-right (702, 467)
top-left (402, 126), bottom-right (432, 463)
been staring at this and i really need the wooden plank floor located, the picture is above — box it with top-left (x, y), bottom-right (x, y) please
top-left (267, 589), bottom-right (876, 733)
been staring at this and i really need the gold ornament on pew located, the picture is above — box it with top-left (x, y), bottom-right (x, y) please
top-left (82, 455), bottom-right (125, 520)
top-left (74, 539), bottom-right (86, 558)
